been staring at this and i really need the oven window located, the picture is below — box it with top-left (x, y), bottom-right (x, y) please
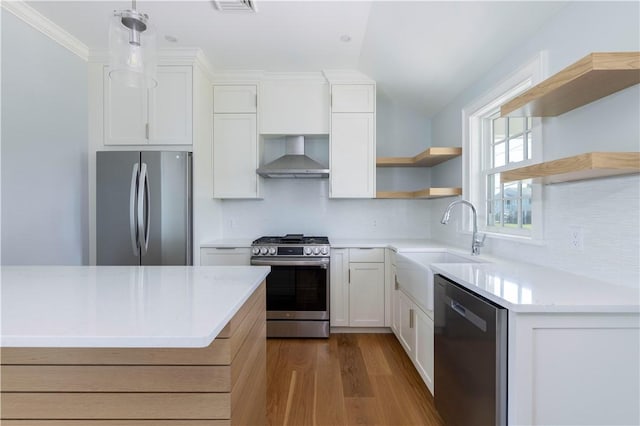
top-left (266, 265), bottom-right (327, 312)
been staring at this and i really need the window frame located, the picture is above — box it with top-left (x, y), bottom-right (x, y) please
top-left (461, 53), bottom-right (546, 242)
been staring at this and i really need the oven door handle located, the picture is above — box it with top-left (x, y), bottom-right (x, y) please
top-left (251, 258), bottom-right (329, 267)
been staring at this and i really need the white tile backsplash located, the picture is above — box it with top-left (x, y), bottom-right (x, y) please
top-left (220, 179), bottom-right (432, 240)
top-left (430, 175), bottom-right (640, 288)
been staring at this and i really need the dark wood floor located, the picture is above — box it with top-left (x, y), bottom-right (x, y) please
top-left (267, 333), bottom-right (444, 426)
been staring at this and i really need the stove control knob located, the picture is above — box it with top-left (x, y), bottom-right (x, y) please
top-left (260, 247), bottom-right (268, 255)
top-left (313, 247), bottom-right (320, 255)
top-left (304, 247), bottom-right (312, 255)
top-left (252, 247), bottom-right (260, 255)
top-left (268, 247), bottom-right (276, 255)
top-left (321, 247), bottom-right (328, 255)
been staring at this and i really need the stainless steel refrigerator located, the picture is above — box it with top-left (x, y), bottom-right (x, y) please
top-left (97, 151), bottom-right (192, 265)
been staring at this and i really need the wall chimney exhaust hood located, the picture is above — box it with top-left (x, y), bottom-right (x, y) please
top-left (257, 136), bottom-right (329, 178)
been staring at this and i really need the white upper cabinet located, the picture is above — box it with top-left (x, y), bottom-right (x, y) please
top-left (149, 67), bottom-right (193, 145)
top-left (213, 113), bottom-right (259, 199)
top-left (331, 84), bottom-right (375, 113)
top-left (213, 85), bottom-right (257, 113)
top-left (213, 84), bottom-right (260, 199)
top-left (328, 81), bottom-right (376, 199)
top-left (260, 79), bottom-right (329, 135)
top-left (104, 66), bottom-right (193, 146)
top-left (104, 70), bottom-right (147, 145)
top-left (330, 112), bottom-right (375, 198)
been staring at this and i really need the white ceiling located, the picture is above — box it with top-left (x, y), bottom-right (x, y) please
top-left (26, 0), bottom-right (567, 116)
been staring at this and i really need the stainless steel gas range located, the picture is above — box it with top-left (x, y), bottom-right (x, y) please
top-left (250, 234), bottom-right (330, 338)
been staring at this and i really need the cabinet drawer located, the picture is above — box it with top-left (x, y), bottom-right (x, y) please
top-left (201, 248), bottom-right (251, 266)
top-left (348, 248), bottom-right (384, 263)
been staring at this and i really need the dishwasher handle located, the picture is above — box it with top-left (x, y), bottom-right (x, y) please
top-left (448, 296), bottom-right (487, 332)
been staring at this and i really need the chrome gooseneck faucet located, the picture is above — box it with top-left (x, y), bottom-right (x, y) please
top-left (440, 200), bottom-right (486, 256)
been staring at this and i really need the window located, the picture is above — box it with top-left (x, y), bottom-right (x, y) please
top-left (485, 114), bottom-right (534, 233)
top-left (462, 53), bottom-right (545, 240)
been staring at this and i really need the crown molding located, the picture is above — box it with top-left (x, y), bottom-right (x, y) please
top-left (89, 48), bottom-right (215, 74)
top-left (322, 69), bottom-right (375, 84)
top-left (194, 49), bottom-right (215, 83)
top-left (1, 0), bottom-right (89, 61)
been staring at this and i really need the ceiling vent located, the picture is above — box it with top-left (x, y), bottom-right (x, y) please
top-left (213, 0), bottom-right (257, 13)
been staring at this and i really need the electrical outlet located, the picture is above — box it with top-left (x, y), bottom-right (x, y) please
top-left (372, 219), bottom-right (377, 228)
top-left (568, 225), bottom-right (584, 250)
top-left (229, 218), bottom-right (236, 229)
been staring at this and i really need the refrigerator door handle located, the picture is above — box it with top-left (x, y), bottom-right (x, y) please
top-left (129, 162), bottom-right (140, 257)
top-left (138, 163), bottom-right (151, 255)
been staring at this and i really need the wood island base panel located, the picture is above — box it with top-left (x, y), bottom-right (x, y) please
top-left (0, 282), bottom-right (266, 425)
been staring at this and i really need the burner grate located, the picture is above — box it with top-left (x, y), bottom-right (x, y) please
top-left (252, 234), bottom-right (329, 245)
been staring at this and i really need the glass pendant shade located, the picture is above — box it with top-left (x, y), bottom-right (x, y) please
top-left (109, 9), bottom-right (157, 89)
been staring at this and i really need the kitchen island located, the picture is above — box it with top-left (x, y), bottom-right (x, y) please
top-left (0, 266), bottom-right (270, 425)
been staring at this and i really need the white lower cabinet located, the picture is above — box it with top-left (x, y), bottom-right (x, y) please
top-left (396, 288), bottom-right (434, 395)
top-left (200, 247), bottom-right (251, 266)
top-left (390, 264), bottom-right (400, 335)
top-left (330, 249), bottom-right (350, 327)
top-left (509, 311), bottom-right (639, 425)
top-left (349, 262), bottom-right (385, 326)
top-left (330, 248), bottom-right (385, 327)
top-left (414, 305), bottom-right (434, 393)
top-left (397, 290), bottom-right (416, 356)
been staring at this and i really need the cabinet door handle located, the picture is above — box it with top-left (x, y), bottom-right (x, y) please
top-left (348, 269), bottom-right (351, 283)
top-left (409, 308), bottom-right (414, 329)
top-left (145, 123), bottom-right (150, 139)
top-left (394, 275), bottom-right (399, 290)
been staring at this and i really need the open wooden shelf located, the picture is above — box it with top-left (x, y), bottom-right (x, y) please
top-left (501, 152), bottom-right (640, 184)
top-left (377, 147), bottom-right (462, 167)
top-left (376, 187), bottom-right (462, 199)
top-left (501, 52), bottom-right (640, 117)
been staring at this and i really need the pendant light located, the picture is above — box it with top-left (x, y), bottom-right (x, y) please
top-left (109, 0), bottom-right (157, 89)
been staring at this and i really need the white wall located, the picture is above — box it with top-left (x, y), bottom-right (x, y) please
top-left (218, 93), bottom-right (433, 240)
top-left (429, 1), bottom-right (640, 287)
top-left (1, 11), bottom-right (88, 265)
top-left (376, 88), bottom-right (433, 192)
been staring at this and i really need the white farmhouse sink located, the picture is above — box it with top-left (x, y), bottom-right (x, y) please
top-left (395, 251), bottom-right (485, 315)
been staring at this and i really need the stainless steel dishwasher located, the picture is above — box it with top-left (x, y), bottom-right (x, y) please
top-left (434, 274), bottom-right (508, 426)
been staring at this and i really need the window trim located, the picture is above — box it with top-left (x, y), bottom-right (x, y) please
top-left (461, 52), bottom-right (546, 241)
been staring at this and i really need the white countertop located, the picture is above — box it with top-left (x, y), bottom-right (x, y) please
top-left (332, 239), bottom-right (639, 313)
top-left (199, 238), bottom-right (639, 314)
top-left (331, 238), bottom-right (441, 250)
top-left (0, 266), bottom-right (270, 348)
top-left (429, 261), bottom-right (640, 313)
